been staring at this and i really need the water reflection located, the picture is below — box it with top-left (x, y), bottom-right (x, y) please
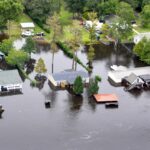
top-left (67, 94), bottom-right (83, 111)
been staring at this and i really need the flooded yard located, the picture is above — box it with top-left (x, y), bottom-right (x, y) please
top-left (0, 40), bottom-right (150, 150)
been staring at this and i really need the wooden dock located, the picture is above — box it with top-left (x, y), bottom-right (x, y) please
top-left (108, 66), bottom-right (150, 86)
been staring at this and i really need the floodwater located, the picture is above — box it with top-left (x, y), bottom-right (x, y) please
top-left (0, 39), bottom-right (150, 150)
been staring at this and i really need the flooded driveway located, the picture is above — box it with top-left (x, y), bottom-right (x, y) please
top-left (0, 41), bottom-right (150, 150)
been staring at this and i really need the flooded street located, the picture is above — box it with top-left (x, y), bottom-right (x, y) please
top-left (0, 40), bottom-right (150, 150)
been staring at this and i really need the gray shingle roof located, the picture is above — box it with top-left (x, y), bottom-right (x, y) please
top-left (52, 70), bottom-right (89, 84)
top-left (0, 70), bottom-right (22, 85)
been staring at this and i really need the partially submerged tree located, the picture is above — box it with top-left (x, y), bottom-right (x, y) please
top-left (73, 76), bottom-right (84, 95)
top-left (69, 27), bottom-right (82, 70)
top-left (47, 13), bottom-right (61, 73)
top-left (88, 75), bottom-right (101, 96)
top-left (34, 58), bottom-right (47, 76)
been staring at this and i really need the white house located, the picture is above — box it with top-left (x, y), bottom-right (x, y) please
top-left (0, 70), bottom-right (22, 93)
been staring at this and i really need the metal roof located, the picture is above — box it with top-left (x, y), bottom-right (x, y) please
top-left (20, 22), bottom-right (35, 28)
top-left (123, 73), bottom-right (138, 84)
top-left (0, 70), bottom-right (22, 85)
top-left (52, 70), bottom-right (89, 84)
top-left (139, 74), bottom-right (150, 82)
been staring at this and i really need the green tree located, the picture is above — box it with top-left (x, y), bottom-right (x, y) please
top-left (6, 49), bottom-right (29, 68)
top-left (98, 0), bottom-right (119, 17)
top-left (87, 45), bottom-right (95, 69)
top-left (141, 4), bottom-right (150, 28)
top-left (133, 38), bottom-right (150, 64)
top-left (116, 2), bottom-right (135, 23)
top-left (65, 0), bottom-right (85, 17)
top-left (22, 37), bottom-right (36, 55)
top-left (0, 39), bottom-right (13, 55)
top-left (73, 76), bottom-right (84, 95)
top-left (34, 58), bottom-right (47, 76)
top-left (88, 75), bottom-right (101, 96)
top-left (0, 0), bottom-right (23, 35)
top-left (47, 13), bottom-right (61, 73)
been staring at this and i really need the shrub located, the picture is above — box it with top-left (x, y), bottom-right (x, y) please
top-left (73, 76), bottom-right (84, 95)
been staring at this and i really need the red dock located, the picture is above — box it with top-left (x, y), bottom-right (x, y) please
top-left (93, 94), bottom-right (118, 103)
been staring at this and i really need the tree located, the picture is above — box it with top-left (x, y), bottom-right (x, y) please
top-left (65, 0), bottom-right (85, 17)
top-left (116, 2), bottom-right (135, 23)
top-left (6, 49), bottom-right (29, 68)
top-left (34, 58), bottom-right (47, 76)
top-left (69, 27), bottom-right (82, 70)
top-left (24, 0), bottom-right (61, 24)
top-left (141, 4), bottom-right (150, 28)
top-left (0, 0), bottom-right (23, 35)
top-left (22, 37), bottom-right (36, 55)
top-left (0, 39), bottom-right (13, 55)
top-left (47, 13), bottom-right (61, 73)
top-left (133, 38), bottom-right (150, 64)
top-left (88, 75), bottom-right (101, 96)
top-left (98, 0), bottom-right (119, 17)
top-left (87, 45), bottom-right (95, 69)
top-left (73, 76), bottom-right (84, 95)
top-left (109, 18), bottom-right (133, 49)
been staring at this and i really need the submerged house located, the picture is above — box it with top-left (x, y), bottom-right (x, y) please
top-left (48, 70), bottom-right (89, 88)
top-left (122, 73), bottom-right (144, 91)
top-left (0, 70), bottom-right (22, 93)
top-left (139, 74), bottom-right (150, 88)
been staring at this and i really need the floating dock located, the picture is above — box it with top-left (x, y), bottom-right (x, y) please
top-left (108, 66), bottom-right (150, 86)
top-left (93, 94), bottom-right (118, 103)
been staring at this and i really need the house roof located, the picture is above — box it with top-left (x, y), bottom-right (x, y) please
top-left (0, 70), bottom-right (22, 85)
top-left (139, 74), bottom-right (150, 82)
top-left (52, 70), bottom-right (89, 84)
top-left (123, 73), bottom-right (138, 84)
top-left (20, 22), bottom-right (35, 28)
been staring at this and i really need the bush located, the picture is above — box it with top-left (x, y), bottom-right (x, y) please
top-left (88, 75), bottom-right (101, 96)
top-left (73, 76), bottom-right (84, 95)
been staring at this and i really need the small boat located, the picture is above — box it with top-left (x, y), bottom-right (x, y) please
top-left (0, 105), bottom-right (4, 117)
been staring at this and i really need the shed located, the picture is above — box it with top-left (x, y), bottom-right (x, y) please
top-left (0, 70), bottom-right (22, 92)
top-left (94, 94), bottom-right (118, 103)
top-left (20, 22), bottom-right (35, 29)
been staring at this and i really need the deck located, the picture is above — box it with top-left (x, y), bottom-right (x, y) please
top-left (108, 66), bottom-right (150, 86)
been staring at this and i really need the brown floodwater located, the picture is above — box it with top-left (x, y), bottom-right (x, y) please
top-left (0, 39), bottom-right (150, 150)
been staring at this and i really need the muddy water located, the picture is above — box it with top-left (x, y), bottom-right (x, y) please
top-left (0, 41), bottom-right (150, 150)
